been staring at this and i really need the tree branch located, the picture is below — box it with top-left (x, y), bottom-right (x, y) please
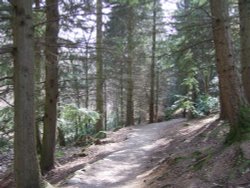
top-left (0, 44), bottom-right (13, 54)
top-left (0, 97), bottom-right (14, 107)
top-left (0, 76), bottom-right (13, 82)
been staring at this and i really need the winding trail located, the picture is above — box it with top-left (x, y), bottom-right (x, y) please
top-left (59, 119), bottom-right (186, 188)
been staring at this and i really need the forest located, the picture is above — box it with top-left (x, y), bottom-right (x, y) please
top-left (0, 0), bottom-right (250, 187)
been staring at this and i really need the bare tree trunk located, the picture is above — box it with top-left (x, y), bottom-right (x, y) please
top-left (104, 80), bottom-right (107, 131)
top-left (83, 29), bottom-right (94, 109)
top-left (218, 81), bottom-right (227, 120)
top-left (85, 44), bottom-right (89, 108)
top-left (41, 0), bottom-right (59, 173)
top-left (57, 127), bottom-right (66, 146)
top-left (35, 39), bottom-right (42, 154)
top-left (239, 0), bottom-right (250, 103)
top-left (120, 62), bottom-right (124, 126)
top-left (35, 0), bottom-right (40, 9)
top-left (13, 0), bottom-right (41, 186)
top-left (95, 0), bottom-right (104, 132)
top-left (126, 5), bottom-right (135, 126)
top-left (210, 0), bottom-right (247, 136)
top-left (155, 66), bottom-right (160, 121)
top-left (149, 0), bottom-right (157, 123)
top-left (71, 60), bottom-right (81, 108)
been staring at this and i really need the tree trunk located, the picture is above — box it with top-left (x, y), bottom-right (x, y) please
top-left (239, 0), bottom-right (250, 103)
top-left (149, 0), bottom-right (157, 123)
top-left (85, 43), bottom-right (89, 108)
top-left (35, 39), bottom-right (42, 154)
top-left (13, 0), bottom-right (42, 187)
top-left (125, 5), bottom-right (135, 126)
top-left (71, 60), bottom-right (81, 108)
top-left (57, 127), bottom-right (66, 147)
top-left (95, 0), bottom-right (104, 132)
top-left (155, 66), bottom-right (160, 121)
top-left (210, 0), bottom-right (247, 135)
top-left (104, 80), bottom-right (107, 131)
top-left (218, 80), bottom-right (227, 120)
top-left (41, 0), bottom-right (59, 173)
top-left (120, 61), bottom-right (124, 126)
top-left (35, 0), bottom-right (40, 9)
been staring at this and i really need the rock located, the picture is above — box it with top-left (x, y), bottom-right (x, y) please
top-left (78, 152), bottom-right (87, 157)
top-left (94, 139), bottom-right (102, 145)
top-left (183, 123), bottom-right (191, 127)
top-left (240, 141), bottom-right (250, 159)
top-left (66, 177), bottom-right (82, 184)
top-left (44, 181), bottom-right (55, 188)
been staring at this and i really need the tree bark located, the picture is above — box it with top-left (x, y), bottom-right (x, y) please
top-left (85, 43), bottom-right (89, 108)
top-left (210, 0), bottom-right (247, 133)
top-left (41, 0), bottom-right (59, 173)
top-left (126, 5), bottom-right (135, 126)
top-left (155, 66), bottom-right (160, 121)
top-left (104, 80), bottom-right (107, 131)
top-left (95, 0), bottom-right (104, 132)
top-left (239, 0), bottom-right (250, 103)
top-left (35, 39), bottom-right (42, 154)
top-left (13, 0), bottom-right (42, 187)
top-left (57, 127), bottom-right (66, 146)
top-left (149, 0), bottom-right (157, 123)
top-left (120, 61), bottom-right (124, 126)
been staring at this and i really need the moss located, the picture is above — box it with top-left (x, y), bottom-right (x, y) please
top-left (173, 156), bottom-right (187, 164)
top-left (191, 149), bottom-right (213, 171)
top-left (235, 150), bottom-right (250, 174)
top-left (228, 149), bottom-right (250, 180)
top-left (225, 106), bottom-right (250, 145)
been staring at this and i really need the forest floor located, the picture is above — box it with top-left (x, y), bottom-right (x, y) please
top-left (1, 115), bottom-right (250, 187)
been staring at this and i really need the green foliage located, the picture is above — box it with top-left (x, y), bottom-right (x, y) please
top-left (62, 105), bottom-right (99, 124)
top-left (196, 95), bottom-right (219, 115)
top-left (109, 0), bottom-right (139, 5)
top-left (164, 0), bottom-right (217, 111)
top-left (0, 137), bottom-right (10, 150)
top-left (59, 104), bottom-right (100, 143)
top-left (165, 108), bottom-right (174, 120)
top-left (182, 76), bottom-right (199, 92)
top-left (0, 106), bottom-right (14, 149)
top-left (172, 94), bottom-right (196, 114)
top-left (0, 106), bottom-right (14, 127)
top-left (33, 11), bottom-right (46, 38)
top-left (165, 94), bottom-right (219, 119)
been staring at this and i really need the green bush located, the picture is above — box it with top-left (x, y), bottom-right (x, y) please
top-left (59, 104), bottom-right (100, 143)
top-left (165, 108), bottom-right (174, 120)
top-left (195, 95), bottom-right (219, 115)
top-left (165, 94), bottom-right (219, 119)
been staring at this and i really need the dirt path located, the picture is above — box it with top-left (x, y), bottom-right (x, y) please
top-left (58, 119), bottom-right (186, 188)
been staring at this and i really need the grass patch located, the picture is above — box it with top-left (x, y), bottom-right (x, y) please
top-left (55, 150), bottom-right (64, 158)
